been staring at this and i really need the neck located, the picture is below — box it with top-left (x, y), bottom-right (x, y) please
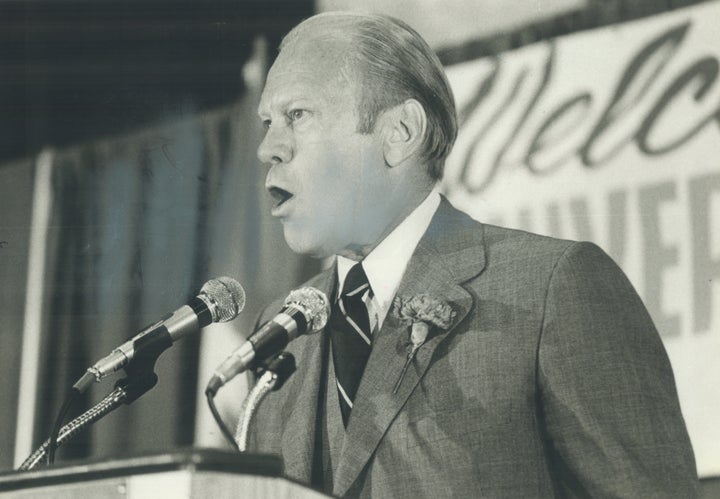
top-left (337, 184), bottom-right (435, 261)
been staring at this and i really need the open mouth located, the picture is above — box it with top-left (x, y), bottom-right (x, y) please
top-left (268, 186), bottom-right (294, 209)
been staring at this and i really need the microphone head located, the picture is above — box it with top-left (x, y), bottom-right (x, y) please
top-left (284, 287), bottom-right (330, 333)
top-left (199, 277), bottom-right (246, 322)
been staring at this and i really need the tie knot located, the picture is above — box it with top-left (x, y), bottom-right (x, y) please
top-left (342, 263), bottom-right (370, 299)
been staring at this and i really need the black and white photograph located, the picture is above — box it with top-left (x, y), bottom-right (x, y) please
top-left (0, 0), bottom-right (718, 497)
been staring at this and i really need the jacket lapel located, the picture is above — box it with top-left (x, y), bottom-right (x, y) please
top-left (333, 198), bottom-right (487, 496)
top-left (278, 266), bottom-right (336, 483)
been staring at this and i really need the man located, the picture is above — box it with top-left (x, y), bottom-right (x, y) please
top-left (249, 11), bottom-right (698, 498)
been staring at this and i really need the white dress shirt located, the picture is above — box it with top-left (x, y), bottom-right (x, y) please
top-left (336, 189), bottom-right (441, 334)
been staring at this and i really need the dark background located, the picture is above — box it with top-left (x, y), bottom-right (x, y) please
top-left (0, 0), bottom-right (312, 164)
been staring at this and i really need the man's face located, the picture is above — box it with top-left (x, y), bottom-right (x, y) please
top-left (257, 39), bottom-right (389, 259)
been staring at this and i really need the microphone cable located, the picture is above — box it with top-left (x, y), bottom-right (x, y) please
top-left (206, 352), bottom-right (296, 452)
top-left (206, 389), bottom-right (240, 452)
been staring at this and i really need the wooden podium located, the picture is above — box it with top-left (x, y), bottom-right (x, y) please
top-left (0, 449), bottom-right (330, 499)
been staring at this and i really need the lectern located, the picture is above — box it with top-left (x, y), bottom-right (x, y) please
top-left (0, 449), bottom-right (329, 499)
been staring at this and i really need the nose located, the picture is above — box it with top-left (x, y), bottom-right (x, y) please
top-left (257, 125), bottom-right (293, 165)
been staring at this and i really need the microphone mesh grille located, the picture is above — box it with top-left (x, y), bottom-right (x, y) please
top-left (284, 287), bottom-right (330, 332)
top-left (200, 277), bottom-right (246, 323)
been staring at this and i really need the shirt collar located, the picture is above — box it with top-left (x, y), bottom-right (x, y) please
top-left (336, 188), bottom-right (441, 320)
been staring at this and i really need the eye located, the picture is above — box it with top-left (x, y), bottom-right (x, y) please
top-left (288, 109), bottom-right (309, 123)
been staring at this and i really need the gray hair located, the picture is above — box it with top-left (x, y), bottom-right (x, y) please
top-left (280, 12), bottom-right (458, 180)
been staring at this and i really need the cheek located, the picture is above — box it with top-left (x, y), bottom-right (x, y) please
top-left (288, 133), bottom-right (380, 243)
top-left (303, 145), bottom-right (360, 207)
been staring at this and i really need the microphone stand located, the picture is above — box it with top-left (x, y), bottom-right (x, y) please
top-left (19, 372), bottom-right (159, 471)
top-left (205, 352), bottom-right (295, 452)
top-left (235, 352), bottom-right (296, 452)
top-left (19, 385), bottom-right (127, 471)
top-left (38, 329), bottom-right (172, 468)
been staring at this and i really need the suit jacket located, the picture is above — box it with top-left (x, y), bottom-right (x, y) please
top-left (249, 198), bottom-right (698, 498)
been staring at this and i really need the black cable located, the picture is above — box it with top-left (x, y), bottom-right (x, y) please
top-left (46, 388), bottom-right (79, 465)
top-left (206, 389), bottom-right (240, 452)
top-left (46, 371), bottom-right (95, 466)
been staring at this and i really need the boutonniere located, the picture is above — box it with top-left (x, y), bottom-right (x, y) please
top-left (391, 294), bottom-right (456, 394)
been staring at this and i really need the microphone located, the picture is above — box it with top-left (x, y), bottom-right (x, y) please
top-left (84, 277), bottom-right (246, 387)
top-left (206, 286), bottom-right (329, 395)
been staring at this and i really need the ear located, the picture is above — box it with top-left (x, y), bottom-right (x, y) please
top-left (382, 99), bottom-right (427, 167)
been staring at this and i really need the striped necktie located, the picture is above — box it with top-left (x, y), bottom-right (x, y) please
top-left (330, 263), bottom-right (372, 427)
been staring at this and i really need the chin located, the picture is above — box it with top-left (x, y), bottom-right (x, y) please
top-left (283, 228), bottom-right (334, 259)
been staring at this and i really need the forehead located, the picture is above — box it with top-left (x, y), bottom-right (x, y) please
top-left (258, 39), bottom-right (355, 115)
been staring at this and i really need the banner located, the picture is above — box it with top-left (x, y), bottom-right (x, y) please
top-left (443, 1), bottom-right (720, 476)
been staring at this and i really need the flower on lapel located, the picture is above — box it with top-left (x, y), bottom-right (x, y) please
top-left (393, 294), bottom-right (456, 330)
top-left (391, 294), bottom-right (456, 394)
